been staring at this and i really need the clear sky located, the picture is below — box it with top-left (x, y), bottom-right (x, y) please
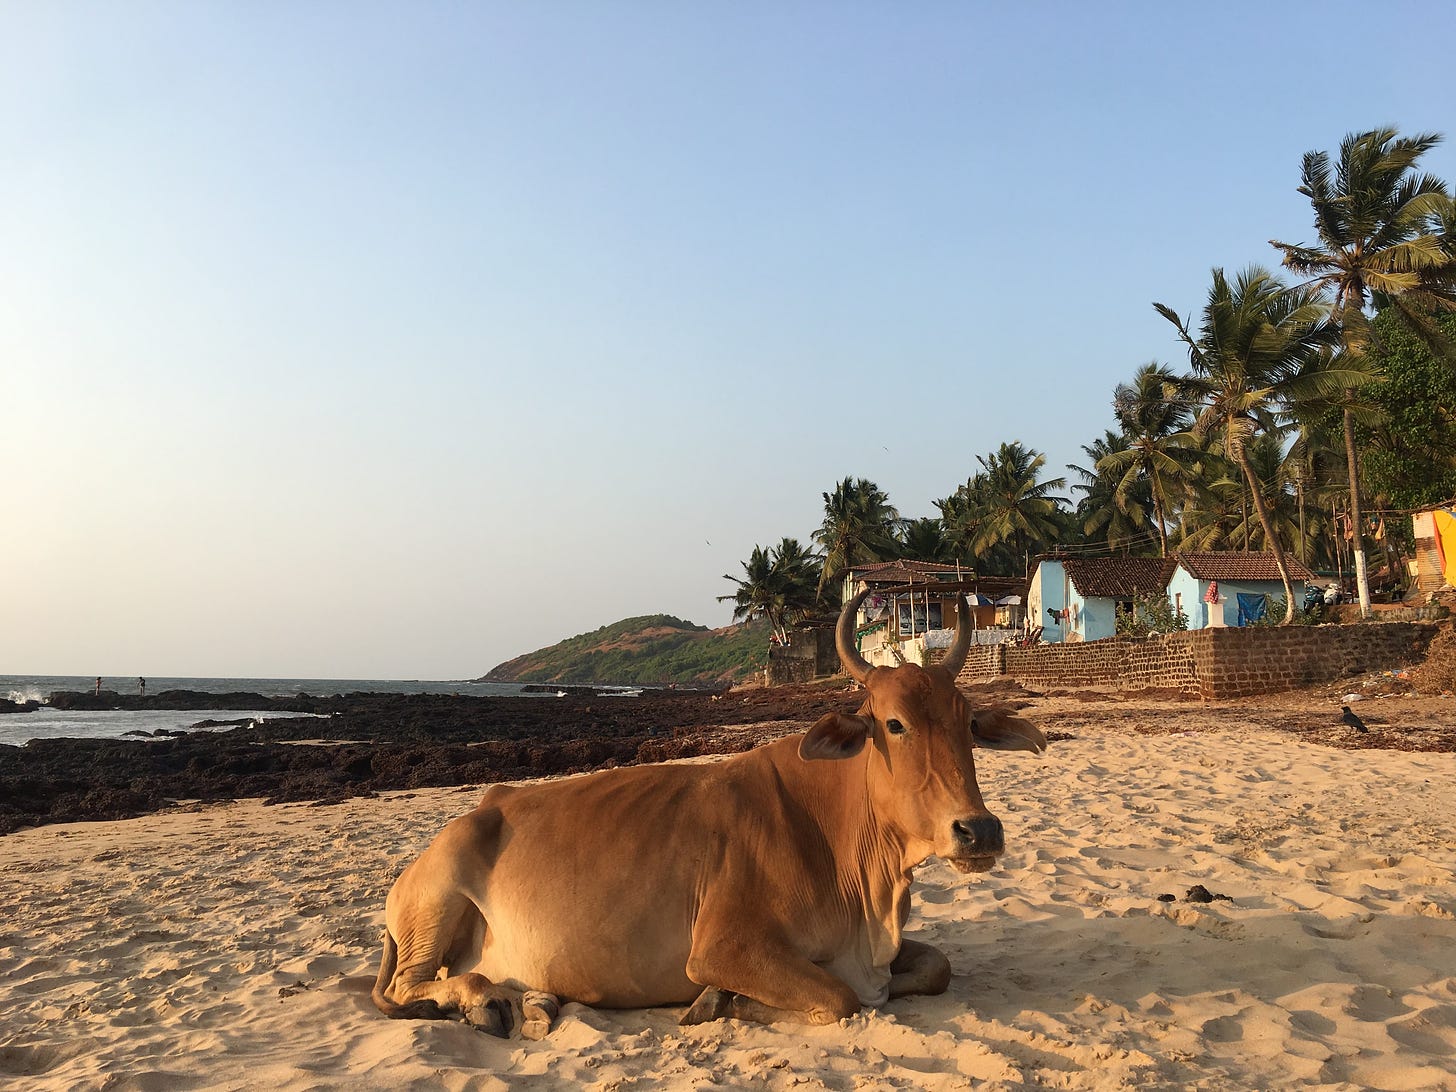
top-left (3, 2), bottom-right (1453, 679)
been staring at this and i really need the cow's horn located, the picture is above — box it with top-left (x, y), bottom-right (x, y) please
top-left (940, 594), bottom-right (973, 678)
top-left (836, 589), bottom-right (874, 683)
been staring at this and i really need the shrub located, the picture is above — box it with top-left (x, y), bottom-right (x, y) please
top-left (1116, 594), bottom-right (1190, 637)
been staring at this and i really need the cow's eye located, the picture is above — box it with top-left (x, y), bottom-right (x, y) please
top-left (886, 718), bottom-right (906, 736)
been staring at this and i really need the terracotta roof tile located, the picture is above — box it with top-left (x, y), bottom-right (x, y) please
top-left (852, 559), bottom-right (970, 584)
top-left (1061, 557), bottom-right (1176, 599)
top-left (1175, 552), bottom-right (1315, 582)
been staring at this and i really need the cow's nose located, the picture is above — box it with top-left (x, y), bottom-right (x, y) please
top-left (952, 816), bottom-right (1004, 856)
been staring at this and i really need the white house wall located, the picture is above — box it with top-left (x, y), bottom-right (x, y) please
top-left (1030, 560), bottom-right (1131, 642)
top-left (1167, 568), bottom-right (1211, 627)
top-left (1077, 596), bottom-right (1119, 641)
top-left (1030, 560), bottom-right (1108, 643)
top-left (1029, 561), bottom-right (1063, 643)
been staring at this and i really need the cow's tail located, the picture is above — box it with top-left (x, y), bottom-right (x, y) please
top-left (371, 928), bottom-right (448, 1020)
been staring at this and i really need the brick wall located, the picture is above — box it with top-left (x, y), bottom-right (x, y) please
top-left (996, 634), bottom-right (1202, 697)
top-left (1187, 622), bottom-right (1441, 699)
top-left (950, 621), bottom-right (1443, 700)
top-left (953, 643), bottom-right (1006, 683)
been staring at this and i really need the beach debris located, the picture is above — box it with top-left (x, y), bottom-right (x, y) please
top-left (1185, 884), bottom-right (1233, 903)
top-left (1342, 693), bottom-right (1365, 703)
top-left (1341, 705), bottom-right (1370, 733)
top-left (1159, 885), bottom-right (1233, 904)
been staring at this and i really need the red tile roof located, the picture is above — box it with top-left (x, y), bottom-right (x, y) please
top-left (1061, 557), bottom-right (1176, 598)
top-left (851, 559), bottom-right (971, 584)
top-left (1175, 552), bottom-right (1315, 582)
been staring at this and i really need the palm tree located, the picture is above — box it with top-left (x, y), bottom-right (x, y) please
top-left (1176, 467), bottom-right (1245, 552)
top-left (767, 537), bottom-right (822, 618)
top-left (1069, 431), bottom-right (1155, 555)
top-left (812, 477), bottom-right (902, 598)
top-left (719, 537), bottom-right (822, 643)
top-left (1234, 432), bottom-right (1305, 557)
top-left (1270, 127), bottom-right (1456, 614)
top-left (1280, 342), bottom-right (1382, 568)
top-left (897, 517), bottom-right (955, 562)
top-left (1098, 363), bottom-right (1200, 556)
top-left (965, 442), bottom-right (1067, 576)
top-left (935, 479), bottom-right (993, 569)
top-left (1155, 267), bottom-right (1347, 623)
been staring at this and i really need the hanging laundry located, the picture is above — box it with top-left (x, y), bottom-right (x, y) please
top-left (1236, 593), bottom-right (1269, 625)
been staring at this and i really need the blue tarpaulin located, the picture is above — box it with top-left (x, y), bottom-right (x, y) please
top-left (1236, 592), bottom-right (1269, 625)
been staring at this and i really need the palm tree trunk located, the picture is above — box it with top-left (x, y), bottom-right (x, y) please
top-left (1343, 406), bottom-right (1371, 617)
top-left (1150, 473), bottom-right (1170, 558)
top-left (1236, 447), bottom-right (1296, 624)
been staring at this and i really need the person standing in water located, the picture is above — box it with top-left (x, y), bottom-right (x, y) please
top-left (139, 677), bottom-right (146, 696)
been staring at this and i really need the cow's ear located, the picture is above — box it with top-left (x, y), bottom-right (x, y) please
top-left (799, 713), bottom-right (871, 761)
top-left (969, 709), bottom-right (1047, 755)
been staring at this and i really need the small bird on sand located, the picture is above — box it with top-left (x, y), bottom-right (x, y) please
top-left (1340, 705), bottom-right (1369, 733)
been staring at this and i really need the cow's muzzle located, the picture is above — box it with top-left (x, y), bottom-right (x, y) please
top-left (947, 815), bottom-right (1004, 874)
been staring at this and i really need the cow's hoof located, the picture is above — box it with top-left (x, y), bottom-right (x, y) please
top-left (520, 991), bottom-right (559, 1041)
top-left (464, 996), bottom-right (516, 1038)
top-left (680, 987), bottom-right (734, 1025)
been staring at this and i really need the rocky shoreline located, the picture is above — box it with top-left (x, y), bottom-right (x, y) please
top-left (0, 686), bottom-right (858, 835)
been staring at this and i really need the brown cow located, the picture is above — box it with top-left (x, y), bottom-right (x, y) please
top-left (372, 590), bottom-right (1046, 1037)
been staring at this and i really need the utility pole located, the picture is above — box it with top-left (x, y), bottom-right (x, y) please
top-left (1345, 409), bottom-right (1371, 617)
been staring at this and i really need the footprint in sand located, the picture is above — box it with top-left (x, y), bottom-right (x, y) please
top-left (1387, 1005), bottom-right (1456, 1056)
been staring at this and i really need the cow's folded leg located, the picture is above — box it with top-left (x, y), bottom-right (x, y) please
top-left (520, 991), bottom-right (560, 1041)
top-left (681, 986), bottom-right (734, 1024)
top-left (389, 970), bottom-right (524, 1038)
top-left (683, 939), bottom-right (860, 1026)
top-left (681, 986), bottom-right (842, 1027)
top-left (888, 938), bottom-right (951, 999)
top-left (461, 987), bottom-right (522, 1038)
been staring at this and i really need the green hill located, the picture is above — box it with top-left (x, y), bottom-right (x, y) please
top-left (480, 615), bottom-right (770, 688)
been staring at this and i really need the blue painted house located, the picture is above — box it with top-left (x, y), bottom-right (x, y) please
top-left (1028, 557), bottom-right (1175, 643)
top-left (1030, 551), bottom-right (1316, 641)
top-left (1168, 552), bottom-right (1315, 628)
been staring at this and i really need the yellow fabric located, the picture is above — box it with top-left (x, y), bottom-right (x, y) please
top-left (1437, 509), bottom-right (1456, 585)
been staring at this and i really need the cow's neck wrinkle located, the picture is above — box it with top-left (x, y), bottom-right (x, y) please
top-left (782, 739), bottom-right (918, 937)
top-left (841, 748), bottom-right (916, 977)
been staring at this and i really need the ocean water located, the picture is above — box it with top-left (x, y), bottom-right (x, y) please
top-left (0, 674), bottom-right (534, 748)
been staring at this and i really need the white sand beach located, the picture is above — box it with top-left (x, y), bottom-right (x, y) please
top-left (3, 691), bottom-right (1455, 1091)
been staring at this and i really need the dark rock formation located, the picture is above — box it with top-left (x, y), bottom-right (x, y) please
top-left (0, 686), bottom-right (860, 834)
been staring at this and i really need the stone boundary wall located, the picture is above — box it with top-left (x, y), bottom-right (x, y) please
top-left (943, 643), bottom-right (1004, 682)
top-left (949, 622), bottom-right (1443, 701)
top-left (765, 650), bottom-right (817, 686)
top-left (1001, 634), bottom-right (1201, 696)
top-left (766, 631), bottom-right (840, 686)
top-left (1188, 622), bottom-right (1441, 699)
